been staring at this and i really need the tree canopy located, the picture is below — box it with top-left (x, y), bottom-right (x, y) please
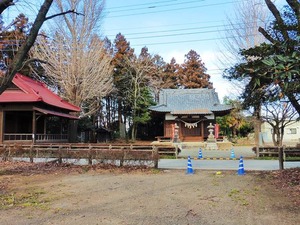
top-left (224, 0), bottom-right (300, 116)
top-left (177, 50), bottom-right (213, 89)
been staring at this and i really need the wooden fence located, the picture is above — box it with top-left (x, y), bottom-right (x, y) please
top-left (253, 145), bottom-right (300, 170)
top-left (254, 146), bottom-right (300, 159)
top-left (0, 143), bottom-right (179, 168)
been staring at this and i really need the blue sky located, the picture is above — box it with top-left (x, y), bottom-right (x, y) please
top-left (1, 0), bottom-right (285, 101)
top-left (102, 0), bottom-right (242, 101)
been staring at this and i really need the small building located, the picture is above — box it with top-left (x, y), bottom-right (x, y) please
top-left (0, 73), bottom-right (80, 143)
top-left (149, 88), bottom-right (232, 142)
top-left (260, 121), bottom-right (300, 145)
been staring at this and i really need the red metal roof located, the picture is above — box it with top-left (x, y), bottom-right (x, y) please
top-left (0, 73), bottom-right (80, 112)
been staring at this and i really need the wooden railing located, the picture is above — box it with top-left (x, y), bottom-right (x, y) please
top-left (35, 134), bottom-right (68, 142)
top-left (3, 133), bottom-right (68, 142)
top-left (0, 143), bottom-right (179, 168)
top-left (253, 146), bottom-right (300, 159)
top-left (4, 133), bottom-right (32, 141)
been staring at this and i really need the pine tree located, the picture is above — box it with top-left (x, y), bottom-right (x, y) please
top-left (177, 50), bottom-right (213, 89)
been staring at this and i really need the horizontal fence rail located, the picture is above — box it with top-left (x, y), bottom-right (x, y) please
top-left (4, 133), bottom-right (68, 142)
top-left (253, 146), bottom-right (300, 160)
top-left (0, 144), bottom-right (179, 168)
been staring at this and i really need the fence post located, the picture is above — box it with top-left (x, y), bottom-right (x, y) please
top-left (174, 145), bottom-right (178, 159)
top-left (29, 144), bottom-right (34, 163)
top-left (58, 146), bottom-right (62, 164)
top-left (278, 146), bottom-right (284, 170)
top-left (2, 144), bottom-right (8, 161)
top-left (153, 146), bottom-right (159, 169)
top-left (120, 147), bottom-right (124, 167)
top-left (88, 144), bottom-right (92, 165)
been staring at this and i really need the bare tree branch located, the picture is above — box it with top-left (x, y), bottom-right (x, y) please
top-left (263, 0), bottom-right (289, 40)
top-left (258, 26), bottom-right (276, 43)
top-left (45, 9), bottom-right (84, 21)
top-left (0, 0), bottom-right (14, 14)
top-left (0, 0), bottom-right (54, 95)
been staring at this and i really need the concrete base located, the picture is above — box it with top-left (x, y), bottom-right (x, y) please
top-left (205, 142), bottom-right (218, 150)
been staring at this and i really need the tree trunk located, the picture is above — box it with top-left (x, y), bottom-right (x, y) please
top-left (254, 106), bottom-right (261, 157)
top-left (0, 0), bottom-right (54, 95)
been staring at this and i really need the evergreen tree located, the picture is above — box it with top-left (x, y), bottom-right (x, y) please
top-left (111, 33), bottom-right (135, 138)
top-left (177, 50), bottom-right (213, 89)
top-left (163, 57), bottom-right (179, 89)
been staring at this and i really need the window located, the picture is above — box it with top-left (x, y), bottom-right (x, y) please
top-left (289, 128), bottom-right (297, 134)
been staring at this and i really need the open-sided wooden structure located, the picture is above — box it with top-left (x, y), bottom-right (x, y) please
top-left (0, 73), bottom-right (80, 143)
top-left (149, 89), bottom-right (232, 142)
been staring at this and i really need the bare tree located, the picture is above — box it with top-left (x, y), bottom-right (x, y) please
top-left (122, 52), bottom-right (157, 141)
top-left (261, 101), bottom-right (298, 146)
top-left (220, 0), bottom-right (268, 65)
top-left (219, 0), bottom-right (269, 156)
top-left (31, 0), bottom-right (113, 117)
top-left (219, 0), bottom-right (269, 95)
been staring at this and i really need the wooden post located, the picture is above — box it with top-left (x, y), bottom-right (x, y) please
top-left (88, 144), bottom-right (92, 165)
top-left (153, 146), bottom-right (159, 169)
top-left (278, 146), bottom-right (284, 170)
top-left (120, 147), bottom-right (124, 167)
top-left (32, 111), bottom-right (36, 143)
top-left (174, 145), bottom-right (178, 159)
top-left (29, 144), bottom-right (34, 163)
top-left (3, 144), bottom-right (7, 161)
top-left (58, 145), bottom-right (62, 164)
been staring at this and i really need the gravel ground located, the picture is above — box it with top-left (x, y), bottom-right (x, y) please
top-left (0, 164), bottom-right (299, 225)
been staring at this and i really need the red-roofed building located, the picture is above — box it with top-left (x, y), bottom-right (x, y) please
top-left (0, 73), bottom-right (81, 143)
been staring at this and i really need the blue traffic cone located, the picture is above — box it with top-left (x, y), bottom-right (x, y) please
top-left (197, 149), bottom-right (203, 159)
top-left (237, 156), bottom-right (245, 175)
top-left (186, 156), bottom-right (194, 174)
top-left (230, 149), bottom-right (236, 159)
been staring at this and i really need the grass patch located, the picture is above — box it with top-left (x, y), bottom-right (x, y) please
top-left (159, 155), bottom-right (176, 159)
top-left (256, 156), bottom-right (300, 161)
top-left (0, 188), bottom-right (50, 210)
top-left (256, 157), bottom-right (278, 160)
top-left (228, 188), bottom-right (249, 206)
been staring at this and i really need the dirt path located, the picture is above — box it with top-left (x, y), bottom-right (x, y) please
top-left (0, 163), bottom-right (299, 225)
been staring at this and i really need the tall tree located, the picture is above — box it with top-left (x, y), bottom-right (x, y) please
top-left (228, 0), bottom-right (300, 116)
top-left (31, 0), bottom-right (113, 141)
top-left (111, 33), bottom-right (135, 138)
top-left (177, 50), bottom-right (212, 89)
top-left (220, 0), bottom-right (268, 152)
top-left (162, 57), bottom-right (179, 89)
top-left (0, 0), bottom-right (79, 95)
top-left (122, 51), bottom-right (156, 141)
top-left (32, 0), bottom-right (113, 114)
top-left (256, 0), bottom-right (300, 115)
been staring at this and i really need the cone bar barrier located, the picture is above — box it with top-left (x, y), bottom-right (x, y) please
top-left (230, 149), bottom-right (236, 159)
top-left (186, 156), bottom-right (194, 174)
top-left (237, 156), bottom-right (245, 175)
top-left (197, 148), bottom-right (203, 159)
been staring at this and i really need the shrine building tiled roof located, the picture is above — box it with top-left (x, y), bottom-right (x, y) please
top-left (149, 88), bottom-right (232, 115)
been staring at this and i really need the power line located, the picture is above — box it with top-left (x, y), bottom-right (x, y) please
top-left (105, 22), bottom-right (267, 38)
top-left (107, 0), bottom-right (204, 13)
top-left (120, 27), bottom-right (263, 40)
top-left (106, 1), bottom-right (239, 18)
top-left (104, 20), bottom-right (224, 32)
top-left (107, 0), bottom-right (177, 10)
top-left (131, 33), bottom-right (260, 47)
